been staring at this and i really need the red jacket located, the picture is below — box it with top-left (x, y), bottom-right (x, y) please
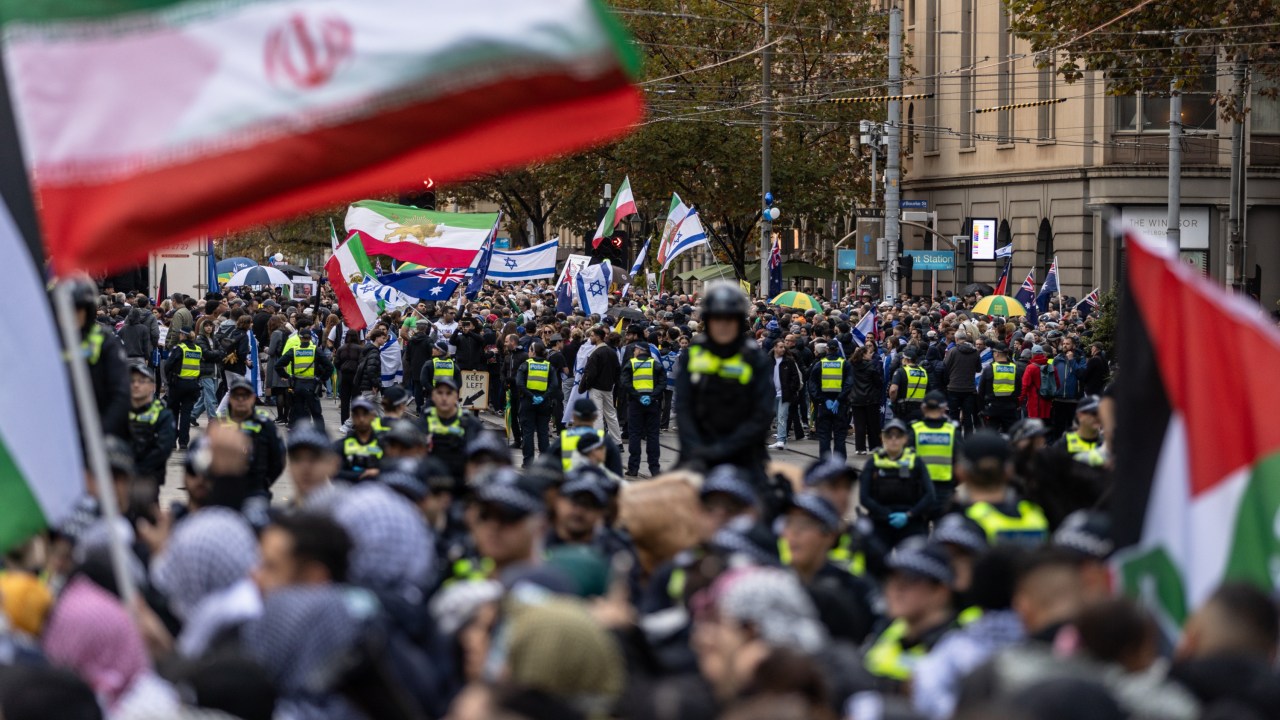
top-left (1022, 355), bottom-right (1052, 419)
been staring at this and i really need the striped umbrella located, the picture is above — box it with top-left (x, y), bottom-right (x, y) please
top-left (225, 265), bottom-right (293, 287)
top-left (769, 291), bottom-right (822, 311)
top-left (972, 294), bottom-right (1027, 317)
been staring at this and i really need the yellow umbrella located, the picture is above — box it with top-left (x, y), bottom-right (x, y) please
top-left (769, 291), bottom-right (822, 310)
top-left (972, 294), bottom-right (1027, 317)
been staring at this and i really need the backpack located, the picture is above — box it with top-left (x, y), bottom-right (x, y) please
top-left (1038, 362), bottom-right (1060, 399)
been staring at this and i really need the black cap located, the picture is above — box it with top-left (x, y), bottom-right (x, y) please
top-left (990, 341), bottom-right (1009, 353)
top-left (932, 514), bottom-right (990, 555)
top-left (1052, 510), bottom-right (1114, 559)
top-left (887, 537), bottom-right (953, 585)
top-left (903, 347), bottom-right (919, 360)
top-left (433, 375), bottom-right (459, 390)
top-left (475, 467), bottom-right (545, 517)
top-left (128, 362), bottom-right (155, 381)
top-left (350, 396), bottom-right (377, 413)
top-left (1077, 395), bottom-right (1100, 414)
top-left (700, 465), bottom-right (759, 507)
top-left (1009, 418), bottom-right (1049, 443)
top-left (788, 493), bottom-right (842, 533)
top-left (466, 431), bottom-right (511, 461)
top-left (803, 457), bottom-right (855, 487)
top-left (434, 341), bottom-right (450, 354)
top-left (382, 385), bottom-right (411, 407)
top-left (961, 429), bottom-right (1011, 464)
top-left (882, 418), bottom-right (909, 435)
top-left (227, 374), bottom-right (255, 394)
top-left (923, 391), bottom-right (948, 409)
top-left (560, 473), bottom-right (609, 508)
top-left (286, 420), bottom-right (333, 453)
top-left (709, 518), bottom-right (780, 566)
top-left (575, 431), bottom-right (604, 455)
top-left (380, 458), bottom-right (428, 503)
top-left (572, 398), bottom-right (599, 418)
top-left (381, 419), bottom-right (426, 448)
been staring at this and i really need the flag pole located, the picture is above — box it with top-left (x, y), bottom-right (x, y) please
top-left (52, 283), bottom-right (141, 614)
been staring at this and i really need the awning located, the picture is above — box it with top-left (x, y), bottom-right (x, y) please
top-left (674, 260), bottom-right (836, 282)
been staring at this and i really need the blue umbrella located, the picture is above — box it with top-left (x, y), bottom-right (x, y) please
top-left (216, 257), bottom-right (257, 282)
top-left (226, 265), bottom-right (293, 287)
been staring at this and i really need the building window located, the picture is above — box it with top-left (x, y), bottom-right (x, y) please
top-left (1037, 55), bottom-right (1056, 140)
top-left (960, 0), bottom-right (974, 147)
top-left (1254, 82), bottom-right (1280, 133)
top-left (997, 8), bottom-right (1012, 142)
top-left (1116, 72), bottom-right (1217, 133)
top-left (924, 0), bottom-right (938, 152)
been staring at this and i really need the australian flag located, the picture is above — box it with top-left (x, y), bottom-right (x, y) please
top-left (378, 266), bottom-right (470, 301)
top-left (767, 234), bottom-right (783, 298)
top-left (1075, 287), bottom-right (1100, 320)
top-left (993, 253), bottom-right (1013, 296)
top-left (1015, 268), bottom-right (1038, 326)
top-left (556, 275), bottom-right (574, 315)
top-left (1036, 256), bottom-right (1059, 315)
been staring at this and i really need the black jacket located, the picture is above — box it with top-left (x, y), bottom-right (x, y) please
top-left (944, 342), bottom-right (983, 392)
top-left (1077, 354), bottom-right (1108, 396)
top-left (808, 354), bottom-right (856, 406)
top-left (194, 334), bottom-right (225, 378)
top-left (621, 354), bottom-right (669, 399)
top-left (581, 344), bottom-right (620, 393)
top-left (119, 309), bottom-right (153, 359)
top-left (334, 342), bottom-right (364, 376)
top-left (515, 356), bottom-right (561, 401)
top-left (453, 330), bottom-right (486, 370)
top-left (770, 353), bottom-right (802, 404)
top-left (851, 358), bottom-right (884, 406)
top-left (675, 339), bottom-right (774, 471)
top-left (353, 345), bottom-right (382, 393)
top-left (404, 333), bottom-right (434, 385)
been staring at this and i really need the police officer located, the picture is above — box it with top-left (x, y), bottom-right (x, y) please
top-left (164, 327), bottom-right (202, 450)
top-left (979, 342), bottom-right (1023, 433)
top-left (809, 341), bottom-right (854, 460)
top-left (803, 458), bottom-right (888, 579)
top-left (675, 285), bottom-right (775, 485)
top-left (781, 491), bottom-right (877, 643)
top-left (68, 277), bottom-right (131, 439)
top-left (621, 341), bottom-right (666, 477)
top-left (423, 375), bottom-right (482, 486)
top-left (1054, 395), bottom-right (1104, 465)
top-left (910, 391), bottom-right (960, 514)
top-left (953, 429), bottom-right (1048, 546)
top-left (889, 348), bottom-right (929, 422)
top-left (419, 341), bottom-right (461, 399)
top-left (127, 363), bottom-right (174, 487)
top-left (275, 327), bottom-right (330, 426)
top-left (538, 398), bottom-right (624, 478)
top-left (861, 538), bottom-right (958, 691)
top-left (372, 386), bottom-right (424, 435)
top-left (859, 419), bottom-right (934, 548)
top-left (217, 374), bottom-right (286, 506)
top-left (336, 396), bottom-right (382, 482)
top-left (515, 342), bottom-right (558, 468)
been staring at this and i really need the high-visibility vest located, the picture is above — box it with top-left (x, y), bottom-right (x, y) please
top-left (178, 343), bottom-right (202, 379)
top-left (966, 500), bottom-right (1049, 547)
top-left (427, 409), bottom-right (466, 437)
top-left (630, 358), bottom-right (655, 393)
top-left (903, 365), bottom-right (928, 401)
top-left (130, 400), bottom-right (163, 426)
top-left (342, 436), bottom-right (382, 468)
top-left (561, 428), bottom-right (605, 470)
top-left (289, 344), bottom-right (316, 378)
top-left (1064, 432), bottom-right (1099, 454)
top-left (687, 346), bottom-right (753, 385)
top-left (83, 325), bottom-right (105, 365)
top-left (372, 417), bottom-right (389, 435)
top-left (911, 420), bottom-right (956, 482)
top-left (864, 619), bottom-right (926, 681)
top-left (432, 358), bottom-right (455, 377)
top-left (820, 358), bottom-right (845, 392)
top-left (525, 359), bottom-right (550, 392)
top-left (872, 448), bottom-right (918, 476)
top-left (447, 557), bottom-right (494, 586)
top-left (827, 533), bottom-right (867, 576)
top-left (992, 362), bottom-right (1017, 396)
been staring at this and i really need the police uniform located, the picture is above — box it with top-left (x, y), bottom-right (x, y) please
top-left (128, 397), bottom-right (175, 484)
top-left (963, 498), bottom-right (1049, 547)
top-left (621, 353), bottom-right (667, 477)
top-left (516, 355), bottom-right (558, 467)
top-left (910, 415), bottom-right (959, 514)
top-left (215, 405), bottom-right (286, 508)
top-left (164, 338), bottom-right (202, 448)
top-left (858, 445), bottom-right (934, 547)
top-left (892, 362), bottom-right (930, 422)
top-left (861, 539), bottom-right (958, 690)
top-left (335, 430), bottom-right (382, 483)
top-left (808, 352), bottom-right (854, 459)
top-left (979, 355), bottom-right (1022, 432)
top-left (419, 348), bottom-right (462, 399)
top-left (539, 426), bottom-right (625, 478)
top-left (424, 406), bottom-right (481, 487)
top-left (275, 337), bottom-right (327, 426)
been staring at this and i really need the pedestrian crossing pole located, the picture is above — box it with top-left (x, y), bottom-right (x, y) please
top-left (884, 3), bottom-right (903, 299)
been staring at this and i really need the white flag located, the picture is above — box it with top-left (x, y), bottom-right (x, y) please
top-left (488, 239), bottom-right (559, 282)
top-left (661, 208), bottom-right (709, 271)
top-left (575, 260), bottom-right (613, 316)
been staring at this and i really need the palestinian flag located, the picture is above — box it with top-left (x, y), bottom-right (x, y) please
top-left (3, 0), bottom-right (642, 274)
top-left (1112, 229), bottom-right (1280, 630)
top-left (591, 176), bottom-right (637, 248)
top-left (344, 201), bottom-right (501, 269)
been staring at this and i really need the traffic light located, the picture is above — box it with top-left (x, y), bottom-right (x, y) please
top-left (398, 190), bottom-right (436, 210)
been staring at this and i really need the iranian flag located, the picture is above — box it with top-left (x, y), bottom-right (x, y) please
top-left (0, 194), bottom-right (82, 551)
top-left (591, 176), bottom-right (638, 248)
top-left (1112, 229), bottom-right (1280, 630)
top-left (344, 201), bottom-right (500, 269)
top-left (325, 231), bottom-right (381, 331)
top-left (2, 0), bottom-right (643, 274)
top-left (656, 192), bottom-right (689, 266)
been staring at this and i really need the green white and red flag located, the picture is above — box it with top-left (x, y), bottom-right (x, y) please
top-left (325, 231), bottom-right (381, 331)
top-left (1112, 228), bottom-right (1280, 630)
top-left (591, 176), bottom-right (637, 248)
top-left (2, 0), bottom-right (642, 274)
top-left (344, 201), bottom-right (500, 269)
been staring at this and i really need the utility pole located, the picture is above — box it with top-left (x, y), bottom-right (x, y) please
top-left (884, 4), bottom-right (902, 298)
top-left (1166, 83), bottom-right (1182, 256)
top-left (759, 1), bottom-right (772, 298)
top-left (1229, 53), bottom-right (1249, 288)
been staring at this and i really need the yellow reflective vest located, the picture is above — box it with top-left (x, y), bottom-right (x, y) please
top-left (991, 362), bottom-right (1016, 396)
top-left (911, 420), bottom-right (956, 482)
top-left (966, 500), bottom-right (1049, 546)
top-left (864, 619), bottom-right (926, 681)
top-left (630, 358), bottom-right (655, 393)
top-left (177, 342), bottom-right (202, 379)
top-left (903, 365), bottom-right (928, 400)
top-left (525, 359), bottom-right (550, 393)
top-left (687, 346), bottom-right (752, 384)
top-left (820, 358), bottom-right (845, 392)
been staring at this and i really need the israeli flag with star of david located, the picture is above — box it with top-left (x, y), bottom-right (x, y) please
top-left (487, 239), bottom-right (559, 282)
top-left (575, 260), bottom-right (613, 316)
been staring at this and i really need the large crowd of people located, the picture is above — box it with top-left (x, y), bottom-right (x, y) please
top-left (1, 272), bottom-right (1273, 720)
